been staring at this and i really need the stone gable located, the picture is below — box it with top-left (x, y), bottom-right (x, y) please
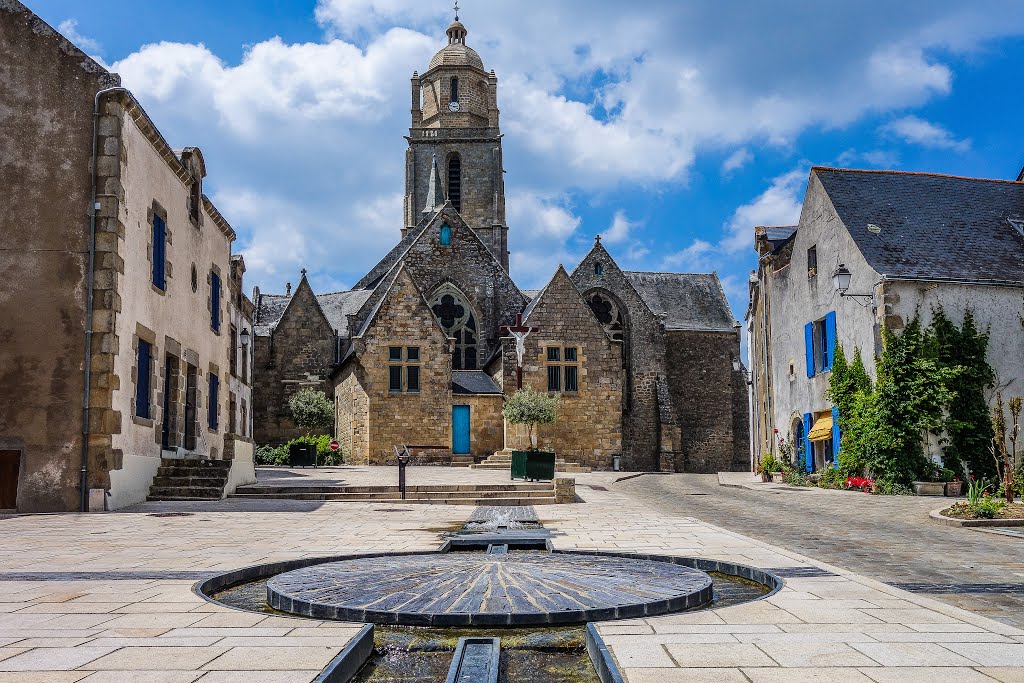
top-left (253, 275), bottom-right (337, 444)
top-left (506, 266), bottom-right (623, 468)
top-left (335, 266), bottom-right (453, 464)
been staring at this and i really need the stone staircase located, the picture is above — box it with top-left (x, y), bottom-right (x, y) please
top-left (147, 458), bottom-right (231, 502)
top-left (470, 451), bottom-right (592, 474)
top-left (229, 482), bottom-right (558, 506)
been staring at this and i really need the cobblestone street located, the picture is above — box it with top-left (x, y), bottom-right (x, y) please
top-left (613, 474), bottom-right (1024, 628)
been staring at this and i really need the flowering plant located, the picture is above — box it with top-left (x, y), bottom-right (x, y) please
top-left (844, 475), bottom-right (874, 493)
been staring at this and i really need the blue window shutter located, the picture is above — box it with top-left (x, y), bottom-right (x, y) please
top-left (831, 405), bottom-right (841, 468)
top-left (208, 374), bottom-right (219, 429)
top-left (824, 311), bottom-right (837, 371)
top-left (211, 273), bottom-right (221, 332)
top-left (152, 216), bottom-right (165, 290)
top-left (804, 323), bottom-right (815, 377)
top-left (135, 341), bottom-right (150, 418)
top-left (803, 412), bottom-right (813, 472)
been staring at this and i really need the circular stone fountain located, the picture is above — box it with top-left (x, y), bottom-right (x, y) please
top-left (266, 551), bottom-right (713, 626)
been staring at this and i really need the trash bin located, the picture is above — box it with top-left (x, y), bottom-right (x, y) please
top-left (612, 454), bottom-right (621, 471)
top-left (288, 443), bottom-right (316, 468)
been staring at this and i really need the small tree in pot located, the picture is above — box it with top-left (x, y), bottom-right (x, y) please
top-left (503, 387), bottom-right (560, 450)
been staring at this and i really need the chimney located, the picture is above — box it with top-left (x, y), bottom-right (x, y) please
top-left (286, 282), bottom-right (292, 296)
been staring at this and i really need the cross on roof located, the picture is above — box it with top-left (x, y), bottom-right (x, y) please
top-left (300, 268), bottom-right (307, 277)
top-left (499, 313), bottom-right (532, 336)
top-left (454, 0), bottom-right (460, 20)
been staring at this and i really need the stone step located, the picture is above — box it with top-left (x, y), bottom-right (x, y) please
top-left (160, 457), bottom-right (231, 468)
top-left (228, 493), bottom-right (558, 506)
top-left (151, 476), bottom-right (229, 487)
top-left (146, 495), bottom-right (224, 502)
top-left (156, 467), bottom-right (231, 478)
top-left (234, 483), bottom-right (553, 494)
top-left (148, 486), bottom-right (224, 499)
top-left (230, 488), bottom-right (554, 501)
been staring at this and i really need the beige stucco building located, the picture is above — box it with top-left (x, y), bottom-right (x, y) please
top-left (0, 2), bottom-right (254, 512)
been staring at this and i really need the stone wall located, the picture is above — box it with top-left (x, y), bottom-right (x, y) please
top-left (336, 268), bottom-right (453, 465)
top-left (458, 393), bottom-right (504, 456)
top-left (253, 277), bottom-right (337, 445)
top-left (571, 243), bottom-right (665, 471)
top-left (664, 330), bottom-right (749, 473)
top-left (0, 3), bottom-right (120, 512)
top-left (506, 267), bottom-right (623, 469)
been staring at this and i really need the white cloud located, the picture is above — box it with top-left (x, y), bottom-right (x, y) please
top-left (102, 1), bottom-right (1024, 294)
top-left (661, 239), bottom-right (716, 272)
top-left (880, 115), bottom-right (970, 151)
top-left (57, 19), bottom-right (101, 55)
top-left (721, 148), bottom-right (753, 176)
top-left (603, 210), bottom-right (636, 244)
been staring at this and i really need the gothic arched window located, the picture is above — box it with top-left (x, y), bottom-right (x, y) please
top-left (440, 223), bottom-right (452, 246)
top-left (430, 285), bottom-right (478, 370)
top-left (447, 155), bottom-right (462, 212)
top-left (586, 291), bottom-right (625, 341)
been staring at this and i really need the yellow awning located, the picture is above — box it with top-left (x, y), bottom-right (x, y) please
top-left (807, 414), bottom-right (833, 442)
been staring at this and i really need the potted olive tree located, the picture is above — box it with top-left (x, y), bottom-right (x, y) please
top-left (503, 387), bottom-right (560, 480)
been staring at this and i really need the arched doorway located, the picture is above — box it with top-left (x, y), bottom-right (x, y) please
top-left (429, 284), bottom-right (479, 370)
top-left (791, 416), bottom-right (805, 470)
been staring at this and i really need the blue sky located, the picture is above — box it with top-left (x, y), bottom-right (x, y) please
top-left (29, 0), bottom-right (1024, 324)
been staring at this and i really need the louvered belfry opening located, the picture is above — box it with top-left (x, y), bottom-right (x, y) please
top-left (447, 155), bottom-right (462, 213)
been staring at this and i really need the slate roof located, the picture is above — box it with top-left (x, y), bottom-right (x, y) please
top-left (624, 272), bottom-right (737, 332)
top-left (254, 289), bottom-right (374, 337)
top-left (452, 371), bottom-right (502, 395)
top-left (815, 168), bottom-right (1024, 285)
top-left (763, 226), bottom-right (797, 253)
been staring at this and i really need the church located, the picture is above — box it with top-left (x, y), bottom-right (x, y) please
top-left (252, 15), bottom-right (749, 473)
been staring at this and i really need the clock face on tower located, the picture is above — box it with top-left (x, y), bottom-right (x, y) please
top-left (448, 101), bottom-right (460, 113)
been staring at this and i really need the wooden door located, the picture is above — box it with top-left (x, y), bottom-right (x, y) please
top-left (452, 406), bottom-right (471, 455)
top-left (0, 450), bottom-right (20, 510)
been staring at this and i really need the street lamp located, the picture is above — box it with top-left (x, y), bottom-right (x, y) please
top-left (831, 264), bottom-right (874, 303)
top-left (240, 328), bottom-right (251, 348)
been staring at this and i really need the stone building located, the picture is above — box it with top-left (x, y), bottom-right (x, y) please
top-left (746, 167), bottom-right (1024, 472)
top-left (0, 2), bottom-right (255, 512)
top-left (253, 15), bottom-right (749, 472)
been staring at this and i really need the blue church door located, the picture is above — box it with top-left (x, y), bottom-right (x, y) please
top-left (452, 405), bottom-right (471, 455)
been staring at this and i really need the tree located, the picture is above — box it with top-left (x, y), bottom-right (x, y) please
top-left (940, 310), bottom-right (995, 479)
top-left (826, 343), bottom-right (875, 477)
top-left (502, 387), bottom-right (560, 450)
top-left (288, 388), bottom-right (334, 433)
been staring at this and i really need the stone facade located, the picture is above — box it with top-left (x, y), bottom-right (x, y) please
top-left (0, 2), bottom-right (253, 512)
top-left (504, 267), bottom-right (624, 469)
top-left (334, 267), bottom-right (453, 465)
top-left (253, 276), bottom-right (337, 445)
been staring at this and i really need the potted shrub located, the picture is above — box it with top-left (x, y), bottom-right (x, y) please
top-left (758, 452), bottom-right (783, 482)
top-left (503, 388), bottom-right (560, 480)
top-left (912, 461), bottom-right (948, 496)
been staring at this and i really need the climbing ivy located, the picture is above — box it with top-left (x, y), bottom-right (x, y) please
top-left (828, 309), bottom-right (990, 485)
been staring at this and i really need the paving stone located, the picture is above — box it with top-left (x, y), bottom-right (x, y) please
top-left (0, 674), bottom-right (91, 683)
top-left (83, 647), bottom-right (230, 671)
top-left (940, 643), bottom-right (1024, 666)
top-left (605, 642), bottom-right (676, 668)
top-left (848, 642), bottom-right (978, 667)
top-left (78, 673), bottom-right (204, 683)
top-left (622, 669), bottom-right (749, 682)
top-left (862, 668), bottom-right (1001, 682)
top-left (201, 646), bottom-right (340, 670)
top-left (663, 643), bottom-right (779, 667)
top-left (194, 673), bottom-right (322, 683)
top-left (754, 642), bottom-right (880, 667)
top-left (0, 647), bottom-right (118, 671)
top-left (742, 669), bottom-right (876, 682)
top-left (978, 668), bottom-right (1024, 682)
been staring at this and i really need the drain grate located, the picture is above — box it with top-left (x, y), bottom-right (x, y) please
top-left (587, 485), bottom-right (608, 491)
top-left (373, 508), bottom-right (413, 512)
top-left (893, 582), bottom-right (1024, 594)
top-left (766, 567), bottom-right (839, 578)
top-left (147, 512), bottom-right (194, 518)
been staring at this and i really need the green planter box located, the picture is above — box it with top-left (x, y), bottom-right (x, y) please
top-left (511, 450), bottom-right (556, 481)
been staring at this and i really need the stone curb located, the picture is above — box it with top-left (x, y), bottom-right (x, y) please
top-left (929, 507), bottom-right (1024, 527)
top-left (313, 623), bottom-right (374, 683)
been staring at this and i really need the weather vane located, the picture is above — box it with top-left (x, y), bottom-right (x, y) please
top-left (454, 0), bottom-right (460, 20)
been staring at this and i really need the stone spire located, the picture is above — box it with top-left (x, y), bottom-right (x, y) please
top-left (422, 155), bottom-right (446, 214)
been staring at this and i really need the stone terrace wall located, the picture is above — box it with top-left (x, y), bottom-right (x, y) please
top-left (664, 330), bottom-right (749, 473)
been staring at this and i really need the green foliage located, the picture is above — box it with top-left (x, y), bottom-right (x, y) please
top-left (966, 476), bottom-right (992, 505)
top-left (873, 476), bottom-right (914, 496)
top-left (933, 309), bottom-right (995, 479)
top-left (782, 468), bottom-right (811, 487)
top-left (503, 387), bottom-right (560, 447)
top-left (815, 467), bottom-right (846, 490)
top-left (827, 308), bottom-right (993, 487)
top-left (288, 388), bottom-right (335, 431)
top-left (759, 452), bottom-right (783, 474)
top-left (254, 435), bottom-right (343, 467)
top-left (969, 496), bottom-right (1005, 519)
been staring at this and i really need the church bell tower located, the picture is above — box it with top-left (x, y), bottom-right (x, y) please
top-left (403, 10), bottom-right (509, 271)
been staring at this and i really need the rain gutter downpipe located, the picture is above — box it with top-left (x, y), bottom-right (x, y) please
top-left (81, 86), bottom-right (129, 513)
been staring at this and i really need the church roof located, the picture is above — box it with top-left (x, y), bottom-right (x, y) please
top-left (814, 167), bottom-right (1024, 285)
top-left (253, 289), bottom-right (373, 337)
top-left (624, 272), bottom-right (737, 332)
top-left (428, 43), bottom-right (485, 71)
top-left (452, 371), bottom-right (502, 395)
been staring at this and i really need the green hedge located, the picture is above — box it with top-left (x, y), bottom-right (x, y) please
top-left (255, 434), bottom-right (343, 466)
